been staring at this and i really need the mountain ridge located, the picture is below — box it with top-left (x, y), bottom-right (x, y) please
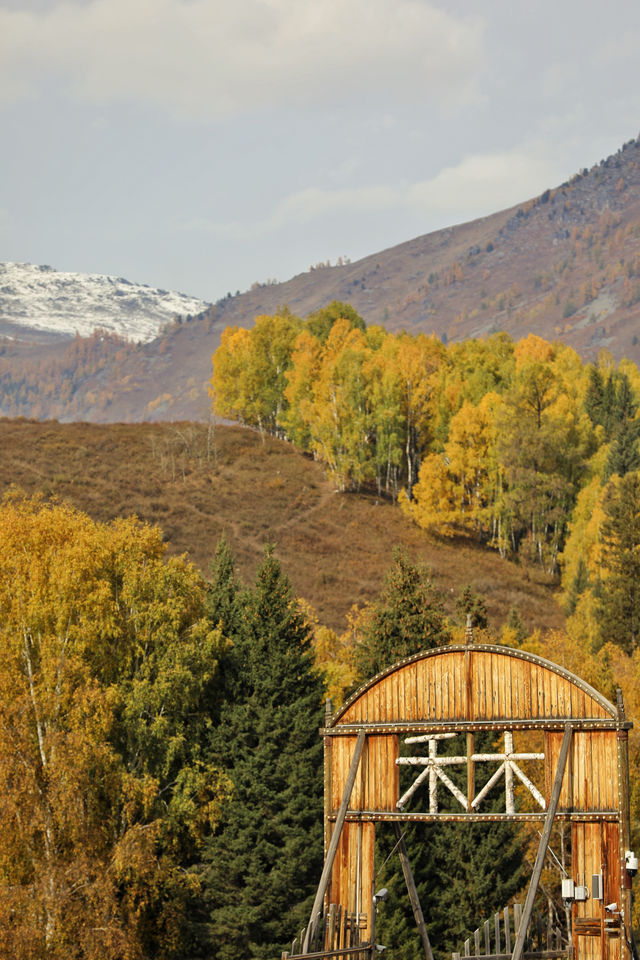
top-left (3, 136), bottom-right (640, 422)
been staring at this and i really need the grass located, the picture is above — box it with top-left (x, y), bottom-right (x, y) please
top-left (0, 418), bottom-right (564, 634)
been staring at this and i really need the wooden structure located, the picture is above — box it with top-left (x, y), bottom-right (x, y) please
top-left (286, 904), bottom-right (370, 959)
top-left (452, 900), bottom-right (565, 960)
top-left (297, 640), bottom-right (636, 960)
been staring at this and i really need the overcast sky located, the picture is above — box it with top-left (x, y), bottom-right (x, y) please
top-left (2, 0), bottom-right (640, 302)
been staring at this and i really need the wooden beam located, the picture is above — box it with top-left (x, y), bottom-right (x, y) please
top-left (510, 724), bottom-right (572, 960)
top-left (333, 811), bottom-right (618, 823)
top-left (393, 822), bottom-right (435, 960)
top-left (303, 730), bottom-right (366, 953)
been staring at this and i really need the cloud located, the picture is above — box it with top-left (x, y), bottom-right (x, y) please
top-left (190, 143), bottom-right (562, 240)
top-left (0, 0), bottom-right (485, 118)
top-left (406, 148), bottom-right (560, 217)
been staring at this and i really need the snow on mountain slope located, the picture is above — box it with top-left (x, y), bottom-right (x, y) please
top-left (0, 262), bottom-right (210, 343)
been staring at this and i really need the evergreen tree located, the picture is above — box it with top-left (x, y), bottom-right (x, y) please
top-left (375, 733), bottom-right (526, 960)
top-left (585, 368), bottom-right (637, 439)
top-left (455, 584), bottom-right (489, 629)
top-left (201, 547), bottom-right (325, 960)
top-left (207, 533), bottom-right (243, 639)
top-left (504, 605), bottom-right (527, 642)
top-left (584, 365), bottom-right (605, 428)
top-left (597, 472), bottom-right (640, 652)
top-left (614, 372), bottom-right (637, 421)
top-left (427, 802), bottom-right (526, 959)
top-left (604, 417), bottom-right (640, 479)
top-left (601, 374), bottom-right (618, 435)
top-left (353, 547), bottom-right (451, 683)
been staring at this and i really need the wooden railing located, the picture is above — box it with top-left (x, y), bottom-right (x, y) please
top-left (283, 904), bottom-right (372, 960)
top-left (452, 903), bottom-right (567, 960)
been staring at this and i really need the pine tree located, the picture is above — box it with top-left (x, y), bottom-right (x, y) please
top-left (207, 533), bottom-right (243, 640)
top-left (597, 472), bottom-right (640, 652)
top-left (201, 547), bottom-right (325, 960)
top-left (504, 605), bottom-right (527, 642)
top-left (585, 366), bottom-right (605, 428)
top-left (353, 547), bottom-right (451, 682)
top-left (455, 584), bottom-right (489, 629)
top-left (427, 806), bottom-right (526, 959)
top-left (604, 417), bottom-right (640, 479)
top-left (351, 550), bottom-right (450, 958)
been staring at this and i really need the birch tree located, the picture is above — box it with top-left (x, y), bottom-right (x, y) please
top-left (0, 495), bottom-right (228, 959)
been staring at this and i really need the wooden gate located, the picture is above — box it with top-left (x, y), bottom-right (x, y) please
top-left (299, 638), bottom-right (636, 960)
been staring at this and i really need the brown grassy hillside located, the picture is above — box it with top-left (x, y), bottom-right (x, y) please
top-left (3, 138), bottom-right (640, 423)
top-left (0, 418), bottom-right (563, 634)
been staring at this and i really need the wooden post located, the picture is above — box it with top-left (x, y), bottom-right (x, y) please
top-left (303, 730), bottom-right (366, 953)
top-left (324, 698), bottom-right (333, 902)
top-left (467, 731), bottom-right (475, 812)
top-left (616, 689), bottom-right (635, 960)
top-left (393, 822), bottom-right (435, 960)
top-left (511, 723), bottom-right (572, 960)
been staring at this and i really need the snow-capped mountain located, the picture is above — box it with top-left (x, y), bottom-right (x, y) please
top-left (0, 262), bottom-right (210, 343)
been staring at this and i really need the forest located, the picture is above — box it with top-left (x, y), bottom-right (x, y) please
top-left (3, 491), bottom-right (639, 960)
top-left (211, 301), bottom-right (640, 645)
top-left (2, 299), bottom-right (640, 958)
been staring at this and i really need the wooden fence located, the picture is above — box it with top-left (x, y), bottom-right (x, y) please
top-left (452, 903), bottom-right (567, 960)
top-left (282, 903), bottom-right (372, 960)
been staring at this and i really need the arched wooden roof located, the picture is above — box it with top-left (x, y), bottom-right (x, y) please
top-left (330, 644), bottom-right (617, 727)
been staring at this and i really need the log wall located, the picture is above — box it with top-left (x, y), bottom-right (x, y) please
top-left (320, 645), bottom-right (630, 960)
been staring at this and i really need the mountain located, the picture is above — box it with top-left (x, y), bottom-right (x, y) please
top-left (3, 136), bottom-right (640, 422)
top-left (0, 262), bottom-right (209, 343)
top-left (0, 417), bottom-right (563, 635)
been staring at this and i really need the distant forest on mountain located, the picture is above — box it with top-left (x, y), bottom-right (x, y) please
top-left (3, 137), bottom-right (640, 423)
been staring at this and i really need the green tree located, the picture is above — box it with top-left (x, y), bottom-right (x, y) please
top-left (201, 547), bottom-right (325, 960)
top-left (207, 533), bottom-right (243, 639)
top-left (353, 548), bottom-right (451, 683)
top-left (455, 584), bottom-right (488, 629)
top-left (597, 472), bottom-right (640, 651)
top-left (305, 300), bottom-right (366, 342)
top-left (426, 810), bottom-right (526, 960)
top-left (604, 417), bottom-right (640, 479)
top-left (585, 366), bottom-right (638, 439)
top-left (351, 550), bottom-right (449, 959)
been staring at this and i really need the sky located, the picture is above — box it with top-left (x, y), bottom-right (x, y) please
top-left (1, 1), bottom-right (640, 303)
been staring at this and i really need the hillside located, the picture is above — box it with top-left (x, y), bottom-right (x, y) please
top-left (3, 137), bottom-right (640, 421)
top-left (0, 418), bottom-right (563, 634)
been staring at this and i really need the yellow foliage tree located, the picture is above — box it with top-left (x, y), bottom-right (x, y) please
top-left (0, 495), bottom-right (227, 959)
top-left (211, 311), bottom-right (302, 435)
top-left (293, 317), bottom-right (374, 490)
top-left (405, 392), bottom-right (503, 539)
